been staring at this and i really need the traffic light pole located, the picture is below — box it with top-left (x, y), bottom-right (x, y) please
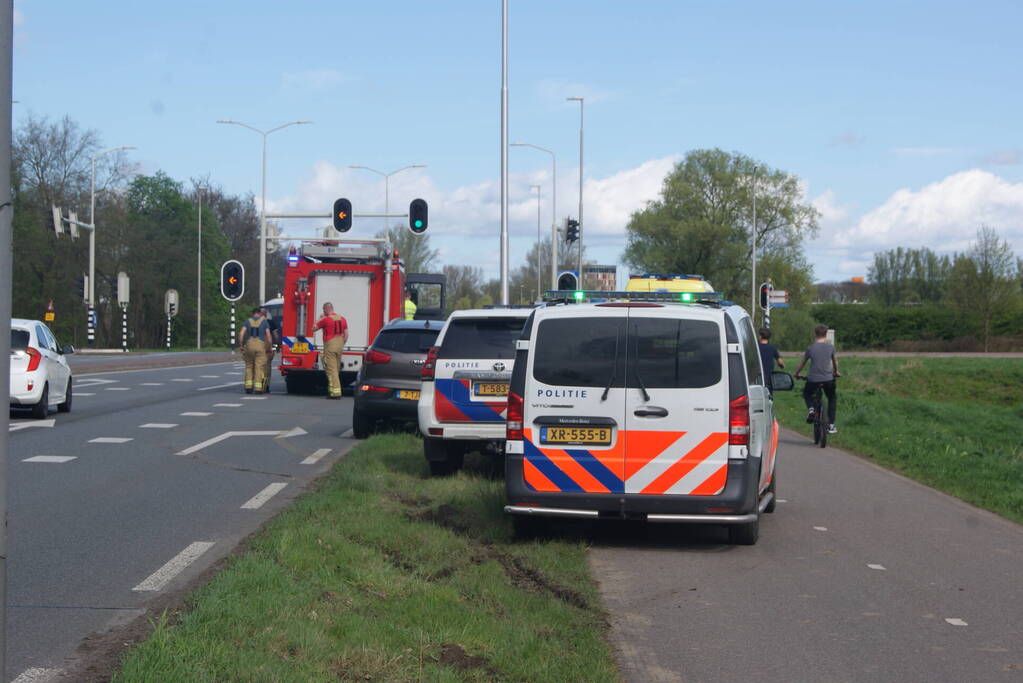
top-left (1, 5), bottom-right (14, 675)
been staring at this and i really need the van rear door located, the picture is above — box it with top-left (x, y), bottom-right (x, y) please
top-left (622, 309), bottom-right (730, 496)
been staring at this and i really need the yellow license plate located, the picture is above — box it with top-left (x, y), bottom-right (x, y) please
top-left (541, 426), bottom-right (613, 446)
top-left (474, 382), bottom-right (509, 396)
top-left (398, 390), bottom-right (421, 400)
top-left (291, 342), bottom-right (309, 354)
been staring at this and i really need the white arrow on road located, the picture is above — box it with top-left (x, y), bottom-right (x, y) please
top-left (176, 427), bottom-right (308, 456)
top-left (10, 419), bottom-right (56, 432)
top-left (73, 378), bottom-right (118, 388)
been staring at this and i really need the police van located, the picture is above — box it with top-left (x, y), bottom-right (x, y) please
top-left (504, 290), bottom-right (793, 544)
top-left (418, 308), bottom-right (531, 475)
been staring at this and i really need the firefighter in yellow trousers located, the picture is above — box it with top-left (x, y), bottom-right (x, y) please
top-left (239, 308), bottom-right (271, 394)
top-left (315, 302), bottom-right (349, 399)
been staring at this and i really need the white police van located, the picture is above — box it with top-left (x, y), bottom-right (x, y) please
top-left (418, 308), bottom-right (531, 475)
top-left (504, 289), bottom-right (793, 544)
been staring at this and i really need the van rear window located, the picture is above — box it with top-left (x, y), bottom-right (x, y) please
top-left (372, 329), bottom-right (439, 354)
top-left (438, 317), bottom-right (526, 360)
top-left (533, 318), bottom-right (626, 388)
top-left (629, 317), bottom-right (721, 388)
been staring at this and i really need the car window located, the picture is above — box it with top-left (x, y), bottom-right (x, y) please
top-left (11, 329), bottom-right (30, 349)
top-left (738, 317), bottom-right (763, 386)
top-left (373, 329), bottom-right (439, 354)
top-left (42, 325), bottom-right (60, 351)
top-left (628, 317), bottom-right (722, 389)
top-left (533, 317), bottom-right (626, 388)
top-left (34, 325), bottom-right (51, 351)
top-left (437, 317), bottom-right (526, 360)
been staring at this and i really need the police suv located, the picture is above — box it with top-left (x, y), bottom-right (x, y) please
top-left (418, 308), bottom-right (531, 475)
top-left (504, 289), bottom-right (793, 544)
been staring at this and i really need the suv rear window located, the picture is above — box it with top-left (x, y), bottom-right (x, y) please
top-left (372, 328), bottom-right (439, 354)
top-left (438, 317), bottom-right (525, 360)
top-left (11, 329), bottom-right (30, 349)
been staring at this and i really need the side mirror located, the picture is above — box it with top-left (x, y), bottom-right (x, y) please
top-left (771, 371), bottom-right (794, 391)
top-left (61, 344), bottom-right (76, 355)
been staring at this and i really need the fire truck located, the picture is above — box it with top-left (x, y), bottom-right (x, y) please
top-left (278, 238), bottom-right (445, 394)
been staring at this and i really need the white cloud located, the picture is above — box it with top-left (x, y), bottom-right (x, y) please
top-left (280, 69), bottom-right (347, 91)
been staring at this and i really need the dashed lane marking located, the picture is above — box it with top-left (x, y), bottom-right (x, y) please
top-left (301, 448), bottom-right (331, 465)
top-left (200, 375), bottom-right (220, 378)
top-left (22, 456), bottom-right (77, 463)
top-left (813, 526), bottom-right (828, 532)
top-left (242, 396), bottom-right (268, 400)
top-left (197, 381), bottom-right (243, 391)
top-left (12, 667), bottom-right (62, 683)
top-left (225, 371), bottom-right (242, 375)
top-left (140, 423), bottom-right (178, 429)
top-left (89, 437), bottom-right (134, 444)
top-left (867, 564), bottom-right (887, 571)
top-left (132, 541), bottom-right (215, 592)
top-left (105, 387), bottom-right (131, 391)
top-left (214, 403), bottom-right (242, 407)
top-left (180, 412), bottom-right (213, 417)
top-left (140, 382), bottom-right (164, 386)
top-left (76, 392), bottom-right (96, 396)
top-left (945, 618), bottom-right (968, 626)
top-left (777, 499), bottom-right (788, 503)
top-left (171, 378), bottom-right (194, 382)
top-left (241, 482), bottom-right (288, 509)
top-left (10, 419), bottom-right (56, 432)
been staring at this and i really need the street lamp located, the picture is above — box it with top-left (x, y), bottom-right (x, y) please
top-left (530, 185), bottom-right (541, 301)
top-left (511, 142), bottom-right (557, 290)
top-left (89, 145), bottom-right (136, 345)
top-left (196, 186), bottom-right (205, 349)
top-left (566, 96), bottom-right (584, 287)
top-left (348, 164), bottom-right (426, 232)
top-left (216, 119), bottom-right (312, 304)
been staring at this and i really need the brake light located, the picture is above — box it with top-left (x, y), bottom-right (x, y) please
top-left (25, 347), bottom-right (42, 372)
top-left (359, 384), bottom-right (388, 393)
top-left (729, 395), bottom-right (750, 445)
top-left (365, 349), bottom-right (392, 365)
top-left (506, 391), bottom-right (524, 441)
top-left (421, 346), bottom-right (440, 380)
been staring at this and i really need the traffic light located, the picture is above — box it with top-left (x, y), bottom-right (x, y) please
top-left (74, 274), bottom-right (86, 300)
top-left (168, 302), bottom-right (177, 317)
top-left (221, 260), bottom-right (245, 301)
top-left (333, 198), bottom-right (353, 233)
top-left (557, 272), bottom-right (578, 290)
top-left (566, 218), bottom-right (580, 243)
top-left (409, 198), bottom-right (428, 234)
top-left (759, 282), bottom-right (772, 310)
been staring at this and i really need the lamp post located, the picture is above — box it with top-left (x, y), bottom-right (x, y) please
top-left (511, 142), bottom-right (557, 289)
top-left (348, 164), bottom-right (427, 231)
top-left (89, 145), bottom-right (136, 346)
top-left (216, 119), bottom-right (312, 304)
top-left (530, 185), bottom-right (541, 300)
top-left (750, 167), bottom-right (759, 318)
top-left (196, 186), bottom-right (204, 349)
top-left (500, 0), bottom-right (509, 305)
top-left (566, 96), bottom-right (584, 287)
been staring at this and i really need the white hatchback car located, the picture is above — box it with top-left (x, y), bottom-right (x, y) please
top-left (9, 318), bottom-right (74, 418)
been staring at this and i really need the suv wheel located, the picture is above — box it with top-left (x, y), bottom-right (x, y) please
top-left (727, 517), bottom-right (760, 546)
top-left (424, 438), bottom-right (464, 476)
top-left (352, 408), bottom-right (373, 439)
top-left (31, 383), bottom-right (49, 420)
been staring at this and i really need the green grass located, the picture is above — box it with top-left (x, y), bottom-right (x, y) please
top-left (775, 357), bottom-right (1023, 523)
top-left (112, 434), bottom-right (616, 682)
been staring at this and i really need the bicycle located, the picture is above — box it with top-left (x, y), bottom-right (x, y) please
top-left (796, 376), bottom-right (833, 448)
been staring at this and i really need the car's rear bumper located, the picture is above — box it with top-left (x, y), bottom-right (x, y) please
top-left (354, 390), bottom-right (420, 420)
top-left (418, 382), bottom-right (506, 439)
top-left (504, 453), bottom-right (763, 521)
top-left (9, 372), bottom-right (43, 405)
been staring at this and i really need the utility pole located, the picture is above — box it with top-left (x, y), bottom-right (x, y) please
top-left (0, 2), bottom-right (13, 675)
top-left (197, 188), bottom-right (202, 349)
top-left (567, 96), bottom-right (584, 287)
top-left (531, 184), bottom-right (541, 301)
top-left (499, 0), bottom-right (510, 305)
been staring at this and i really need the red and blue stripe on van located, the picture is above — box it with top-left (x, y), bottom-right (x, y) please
top-left (434, 378), bottom-right (508, 423)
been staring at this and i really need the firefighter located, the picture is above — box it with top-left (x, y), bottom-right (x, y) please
top-left (260, 307), bottom-right (281, 393)
top-left (315, 301), bottom-right (349, 399)
top-left (239, 308), bottom-right (271, 394)
top-left (404, 290), bottom-right (417, 320)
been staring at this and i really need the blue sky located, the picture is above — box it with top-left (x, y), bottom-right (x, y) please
top-left (15, 0), bottom-right (1023, 285)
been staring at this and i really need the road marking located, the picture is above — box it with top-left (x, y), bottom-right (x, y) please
top-left (340, 429), bottom-right (354, 438)
top-left (9, 419), bottom-right (56, 432)
top-left (242, 396), bottom-right (268, 400)
top-left (76, 392), bottom-right (96, 396)
top-left (200, 375), bottom-right (220, 378)
top-left (777, 499), bottom-right (788, 503)
top-left (171, 378), bottom-right (194, 382)
top-left (176, 427), bottom-right (307, 455)
top-left (89, 437), bottom-right (134, 444)
top-left (813, 526), bottom-right (828, 532)
top-left (105, 387), bottom-right (131, 391)
top-left (22, 455), bottom-right (77, 463)
top-left (140, 382), bottom-right (164, 386)
top-left (140, 423), bottom-right (178, 429)
top-left (867, 564), bottom-right (887, 571)
top-left (180, 411), bottom-right (213, 417)
top-left (302, 448), bottom-right (331, 465)
top-left (132, 541), bottom-right (215, 592)
top-left (226, 371), bottom-right (242, 375)
top-left (74, 378), bottom-right (117, 388)
top-left (214, 403), bottom-right (242, 407)
top-left (75, 360), bottom-right (238, 377)
top-left (241, 482), bottom-right (288, 509)
top-left (197, 381), bottom-right (243, 391)
top-left (945, 618), bottom-right (968, 626)
top-left (12, 668), bottom-right (62, 683)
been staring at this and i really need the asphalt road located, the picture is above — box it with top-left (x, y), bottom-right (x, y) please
top-left (7, 360), bottom-right (354, 682)
top-left (589, 429), bottom-right (1023, 682)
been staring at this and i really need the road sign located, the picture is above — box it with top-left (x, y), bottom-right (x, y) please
top-left (52, 205), bottom-right (63, 235)
top-left (221, 260), bottom-right (245, 301)
top-left (769, 290), bottom-right (788, 301)
top-left (165, 289), bottom-right (179, 317)
top-left (117, 271), bottom-right (130, 306)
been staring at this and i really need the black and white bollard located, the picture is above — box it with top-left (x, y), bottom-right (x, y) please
top-left (121, 305), bottom-right (128, 352)
top-left (229, 303), bottom-right (236, 349)
top-left (166, 315), bottom-right (172, 350)
top-left (87, 304), bottom-right (95, 346)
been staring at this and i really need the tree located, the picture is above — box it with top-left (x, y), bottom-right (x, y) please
top-left (867, 247), bottom-right (950, 305)
top-left (948, 227), bottom-right (1017, 351)
top-left (376, 224), bottom-right (438, 273)
top-left (443, 264), bottom-right (485, 312)
top-left (622, 149), bottom-right (818, 301)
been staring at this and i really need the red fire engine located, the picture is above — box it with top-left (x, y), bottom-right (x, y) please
top-left (278, 238), bottom-right (444, 394)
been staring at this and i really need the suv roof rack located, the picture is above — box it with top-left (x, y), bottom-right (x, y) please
top-left (542, 290), bottom-right (725, 306)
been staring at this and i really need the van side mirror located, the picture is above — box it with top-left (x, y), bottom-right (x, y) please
top-left (771, 371), bottom-right (794, 391)
top-left (61, 344), bottom-right (76, 355)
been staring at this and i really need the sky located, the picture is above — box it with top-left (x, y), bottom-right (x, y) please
top-left (14, 0), bottom-right (1023, 287)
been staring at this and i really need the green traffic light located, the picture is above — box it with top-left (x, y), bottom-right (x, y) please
top-left (415, 220), bottom-right (423, 228)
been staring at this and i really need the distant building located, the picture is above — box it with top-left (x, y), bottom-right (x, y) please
top-left (583, 264), bottom-right (617, 290)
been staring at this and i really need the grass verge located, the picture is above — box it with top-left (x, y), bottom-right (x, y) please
top-left (775, 357), bottom-right (1023, 523)
top-left (112, 433), bottom-right (616, 682)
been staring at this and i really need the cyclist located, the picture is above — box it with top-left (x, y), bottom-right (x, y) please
top-left (793, 324), bottom-right (841, 434)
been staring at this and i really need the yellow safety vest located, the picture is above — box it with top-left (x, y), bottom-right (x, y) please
top-left (404, 299), bottom-right (417, 320)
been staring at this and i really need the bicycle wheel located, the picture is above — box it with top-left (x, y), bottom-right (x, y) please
top-left (818, 412), bottom-right (828, 448)
top-left (812, 415), bottom-right (822, 445)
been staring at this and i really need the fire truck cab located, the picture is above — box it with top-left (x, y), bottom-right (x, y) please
top-left (279, 239), bottom-right (444, 394)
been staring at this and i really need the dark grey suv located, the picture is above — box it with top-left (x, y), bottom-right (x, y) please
top-left (352, 319), bottom-right (440, 438)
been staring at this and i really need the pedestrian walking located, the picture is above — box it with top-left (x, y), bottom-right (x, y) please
top-left (315, 302), bottom-right (349, 399)
top-left (239, 308), bottom-right (271, 394)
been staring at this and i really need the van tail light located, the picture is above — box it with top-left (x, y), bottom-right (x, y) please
top-left (364, 349), bottom-right (392, 365)
top-left (506, 391), bottom-right (524, 441)
top-left (421, 346), bottom-right (440, 380)
top-left (729, 395), bottom-right (750, 445)
top-left (25, 347), bottom-right (42, 372)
